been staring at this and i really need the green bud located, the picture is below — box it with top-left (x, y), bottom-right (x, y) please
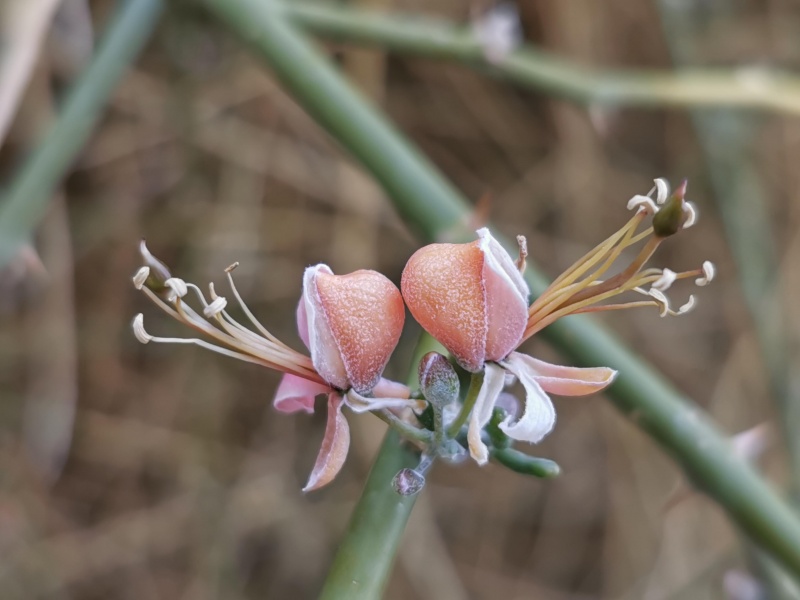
top-left (492, 447), bottom-right (561, 478)
top-left (652, 179), bottom-right (688, 237)
top-left (418, 352), bottom-right (459, 407)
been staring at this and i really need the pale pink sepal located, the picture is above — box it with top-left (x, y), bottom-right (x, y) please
top-left (510, 352), bottom-right (617, 396)
top-left (477, 228), bottom-right (529, 362)
top-left (302, 265), bottom-right (350, 391)
top-left (467, 362), bottom-right (506, 465)
top-left (345, 388), bottom-right (425, 414)
top-left (499, 352), bottom-right (556, 444)
top-left (373, 378), bottom-right (411, 399)
top-left (303, 393), bottom-right (350, 492)
top-left (273, 373), bottom-right (331, 414)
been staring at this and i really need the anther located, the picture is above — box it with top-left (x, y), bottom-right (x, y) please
top-left (203, 296), bottom-right (228, 318)
top-left (653, 178), bottom-right (669, 204)
top-left (627, 195), bottom-right (658, 214)
top-left (165, 278), bottom-right (188, 301)
top-left (651, 269), bottom-right (677, 292)
top-left (132, 314), bottom-right (153, 344)
top-left (132, 267), bottom-right (150, 290)
top-left (696, 261), bottom-right (715, 286)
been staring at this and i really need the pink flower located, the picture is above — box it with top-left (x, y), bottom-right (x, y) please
top-left (402, 180), bottom-right (713, 465)
top-left (132, 245), bottom-right (416, 492)
top-left (401, 228), bottom-right (528, 372)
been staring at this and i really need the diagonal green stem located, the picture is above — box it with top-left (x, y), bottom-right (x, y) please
top-left (269, 0), bottom-right (800, 116)
top-left (198, 0), bottom-right (800, 578)
top-left (0, 0), bottom-right (164, 268)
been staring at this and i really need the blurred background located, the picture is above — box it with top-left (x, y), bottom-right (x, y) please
top-left (1, 0), bottom-right (799, 598)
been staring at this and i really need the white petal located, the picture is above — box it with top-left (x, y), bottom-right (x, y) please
top-left (344, 389), bottom-right (425, 414)
top-left (499, 353), bottom-right (556, 444)
top-left (653, 178), bottom-right (670, 204)
top-left (466, 363), bottom-right (506, 465)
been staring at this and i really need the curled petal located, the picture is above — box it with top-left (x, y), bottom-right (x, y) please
top-left (467, 363), bottom-right (506, 465)
top-left (499, 353), bottom-right (556, 444)
top-left (505, 352), bottom-right (617, 396)
top-left (345, 388), bottom-right (425, 414)
top-left (477, 228), bottom-right (529, 362)
top-left (274, 373), bottom-right (331, 414)
top-left (373, 377), bottom-right (411, 399)
top-left (303, 394), bottom-right (350, 492)
top-left (302, 265), bottom-right (349, 390)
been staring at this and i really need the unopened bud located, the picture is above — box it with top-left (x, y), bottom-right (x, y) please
top-left (418, 352), bottom-right (460, 407)
top-left (138, 240), bottom-right (172, 292)
top-left (652, 179), bottom-right (689, 237)
top-left (392, 468), bottom-right (426, 496)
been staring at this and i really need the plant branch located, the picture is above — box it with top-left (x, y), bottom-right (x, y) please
top-left (270, 0), bottom-right (800, 117)
top-left (0, 0), bottom-right (164, 268)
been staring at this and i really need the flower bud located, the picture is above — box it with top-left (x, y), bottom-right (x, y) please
top-left (298, 265), bottom-right (405, 394)
top-left (401, 228), bottom-right (529, 372)
top-left (138, 239), bottom-right (172, 293)
top-left (418, 352), bottom-right (459, 407)
top-left (652, 179), bottom-right (690, 237)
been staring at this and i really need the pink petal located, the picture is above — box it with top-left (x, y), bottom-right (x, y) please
top-left (345, 389), bottom-right (425, 413)
top-left (373, 377), bottom-right (411, 399)
top-left (303, 394), bottom-right (351, 492)
top-left (509, 352), bottom-right (617, 396)
top-left (273, 373), bottom-right (331, 414)
top-left (401, 241), bottom-right (488, 372)
top-left (479, 229), bottom-right (529, 362)
top-left (303, 265), bottom-right (349, 390)
top-left (315, 269), bottom-right (405, 394)
top-left (500, 352), bottom-right (556, 443)
top-left (467, 363), bottom-right (506, 465)
top-left (296, 297), bottom-right (309, 349)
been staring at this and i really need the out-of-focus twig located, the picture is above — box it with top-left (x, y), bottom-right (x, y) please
top-left (0, 0), bottom-right (163, 269)
top-left (268, 0), bottom-right (800, 117)
top-left (0, 0), bottom-right (61, 145)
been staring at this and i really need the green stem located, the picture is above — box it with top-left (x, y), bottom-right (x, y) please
top-left (271, 0), bottom-right (800, 116)
top-left (447, 371), bottom-right (484, 437)
top-left (319, 333), bottom-right (444, 599)
top-left (0, 0), bottom-right (164, 268)
top-left (199, 0), bottom-right (800, 578)
top-left (374, 409), bottom-right (432, 444)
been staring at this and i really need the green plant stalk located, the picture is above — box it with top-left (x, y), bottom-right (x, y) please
top-left (200, 0), bottom-right (800, 578)
top-left (268, 0), bottom-right (800, 117)
top-left (446, 370), bottom-right (483, 437)
top-left (0, 0), bottom-right (164, 268)
top-left (319, 333), bottom-right (445, 599)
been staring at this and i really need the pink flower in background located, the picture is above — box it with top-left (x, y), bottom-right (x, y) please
top-left (132, 243), bottom-right (416, 492)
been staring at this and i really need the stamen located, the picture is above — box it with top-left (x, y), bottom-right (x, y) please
top-left (132, 313), bottom-right (153, 343)
top-left (654, 178), bottom-right (670, 204)
top-left (133, 267), bottom-right (150, 290)
top-left (677, 295), bottom-right (696, 314)
top-left (204, 296), bottom-right (228, 318)
top-left (651, 269), bottom-right (677, 292)
top-left (516, 235), bottom-right (528, 274)
top-left (682, 202), bottom-right (697, 229)
top-left (627, 195), bottom-right (658, 214)
top-left (165, 278), bottom-right (188, 301)
top-left (696, 261), bottom-right (715, 286)
top-left (647, 288), bottom-right (670, 317)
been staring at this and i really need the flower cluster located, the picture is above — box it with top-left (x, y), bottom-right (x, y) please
top-left (132, 178), bottom-right (714, 492)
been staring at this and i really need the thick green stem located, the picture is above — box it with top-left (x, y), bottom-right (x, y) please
top-left (0, 0), bottom-right (164, 267)
top-left (270, 0), bottom-right (800, 116)
top-left (200, 0), bottom-right (800, 578)
top-left (318, 429), bottom-right (420, 600)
